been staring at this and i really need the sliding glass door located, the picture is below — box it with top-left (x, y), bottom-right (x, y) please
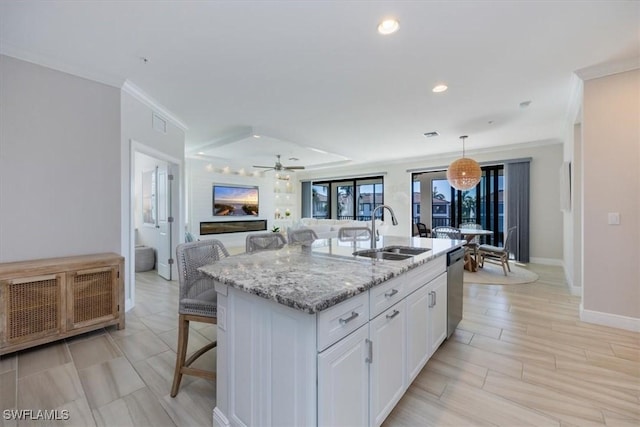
top-left (412, 166), bottom-right (504, 245)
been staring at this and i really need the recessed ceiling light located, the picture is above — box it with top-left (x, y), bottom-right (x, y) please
top-left (519, 100), bottom-right (532, 108)
top-left (423, 131), bottom-right (439, 138)
top-left (432, 84), bottom-right (448, 93)
top-left (289, 157), bottom-right (299, 161)
top-left (197, 152), bottom-right (205, 155)
top-left (253, 134), bottom-right (261, 138)
top-left (377, 18), bottom-right (399, 35)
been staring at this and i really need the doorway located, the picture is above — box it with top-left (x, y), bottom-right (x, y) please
top-left (128, 141), bottom-right (181, 310)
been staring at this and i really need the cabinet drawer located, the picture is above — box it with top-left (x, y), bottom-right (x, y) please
top-left (370, 275), bottom-right (405, 319)
top-left (405, 255), bottom-right (446, 295)
top-left (317, 292), bottom-right (369, 351)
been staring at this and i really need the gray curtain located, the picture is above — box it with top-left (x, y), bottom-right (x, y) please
top-left (301, 181), bottom-right (311, 218)
top-left (506, 161), bottom-right (530, 263)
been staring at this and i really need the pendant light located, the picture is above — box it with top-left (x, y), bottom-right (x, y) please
top-left (446, 135), bottom-right (481, 191)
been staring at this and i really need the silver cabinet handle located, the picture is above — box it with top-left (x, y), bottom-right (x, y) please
top-left (366, 339), bottom-right (373, 364)
top-left (339, 311), bottom-right (359, 325)
top-left (429, 291), bottom-right (435, 308)
top-left (386, 309), bottom-right (400, 320)
top-left (433, 290), bottom-right (437, 306)
top-left (384, 289), bottom-right (399, 298)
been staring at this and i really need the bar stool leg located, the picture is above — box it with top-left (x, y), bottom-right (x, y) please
top-left (171, 314), bottom-right (189, 397)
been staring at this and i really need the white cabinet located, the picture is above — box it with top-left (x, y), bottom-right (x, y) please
top-left (427, 272), bottom-right (448, 356)
top-left (318, 292), bottom-right (369, 351)
top-left (318, 325), bottom-right (370, 427)
top-left (369, 301), bottom-right (407, 427)
top-left (214, 254), bottom-right (451, 427)
top-left (405, 284), bottom-right (430, 382)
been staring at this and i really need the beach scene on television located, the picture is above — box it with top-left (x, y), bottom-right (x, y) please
top-left (213, 185), bottom-right (259, 216)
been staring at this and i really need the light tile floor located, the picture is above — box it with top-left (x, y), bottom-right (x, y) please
top-left (0, 271), bottom-right (213, 427)
top-left (1, 264), bottom-right (638, 426)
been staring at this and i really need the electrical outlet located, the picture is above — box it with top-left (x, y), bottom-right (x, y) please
top-left (608, 212), bottom-right (620, 225)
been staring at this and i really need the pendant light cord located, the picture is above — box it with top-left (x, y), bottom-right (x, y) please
top-left (460, 135), bottom-right (468, 158)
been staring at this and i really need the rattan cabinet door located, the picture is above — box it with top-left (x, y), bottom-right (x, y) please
top-left (66, 266), bottom-right (120, 330)
top-left (0, 274), bottom-right (65, 346)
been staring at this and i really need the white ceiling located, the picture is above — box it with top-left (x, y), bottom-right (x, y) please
top-left (1, 1), bottom-right (638, 170)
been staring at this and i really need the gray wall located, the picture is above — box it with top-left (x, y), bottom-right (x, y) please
top-left (0, 55), bottom-right (121, 262)
top-left (120, 90), bottom-right (185, 302)
top-left (582, 69), bottom-right (639, 321)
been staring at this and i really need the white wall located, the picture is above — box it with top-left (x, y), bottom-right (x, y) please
top-left (0, 55), bottom-right (121, 262)
top-left (582, 69), bottom-right (639, 325)
top-left (298, 142), bottom-right (564, 262)
top-left (187, 158), bottom-right (274, 251)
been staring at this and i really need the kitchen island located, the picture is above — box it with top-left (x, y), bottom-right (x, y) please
top-left (200, 235), bottom-right (464, 427)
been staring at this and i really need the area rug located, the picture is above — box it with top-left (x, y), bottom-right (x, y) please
top-left (464, 263), bottom-right (539, 285)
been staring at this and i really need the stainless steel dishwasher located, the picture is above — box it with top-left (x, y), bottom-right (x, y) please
top-left (446, 247), bottom-right (465, 338)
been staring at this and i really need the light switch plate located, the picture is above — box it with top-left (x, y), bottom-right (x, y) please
top-left (608, 212), bottom-right (620, 225)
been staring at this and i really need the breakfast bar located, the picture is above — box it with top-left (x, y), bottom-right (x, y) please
top-left (200, 236), bottom-right (464, 427)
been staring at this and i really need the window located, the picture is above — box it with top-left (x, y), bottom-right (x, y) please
top-left (312, 184), bottom-right (329, 219)
top-left (309, 176), bottom-right (384, 220)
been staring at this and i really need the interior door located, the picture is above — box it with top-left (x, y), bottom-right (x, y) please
top-left (156, 164), bottom-right (173, 280)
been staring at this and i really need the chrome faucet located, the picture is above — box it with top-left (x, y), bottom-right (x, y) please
top-left (371, 205), bottom-right (398, 248)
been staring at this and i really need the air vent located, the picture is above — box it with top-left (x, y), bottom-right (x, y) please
top-left (152, 113), bottom-right (167, 134)
top-left (423, 131), bottom-right (439, 138)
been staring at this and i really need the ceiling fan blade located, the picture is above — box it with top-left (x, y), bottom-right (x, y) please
top-left (253, 165), bottom-right (273, 169)
top-left (284, 166), bottom-right (305, 170)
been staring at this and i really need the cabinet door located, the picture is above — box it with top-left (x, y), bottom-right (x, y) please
top-left (428, 272), bottom-right (448, 356)
top-left (66, 266), bottom-right (119, 330)
top-left (1, 274), bottom-right (65, 346)
top-left (406, 284), bottom-right (430, 382)
top-left (318, 325), bottom-right (369, 427)
top-left (370, 301), bottom-right (406, 427)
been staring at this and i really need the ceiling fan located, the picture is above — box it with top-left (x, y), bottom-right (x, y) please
top-left (253, 154), bottom-right (305, 172)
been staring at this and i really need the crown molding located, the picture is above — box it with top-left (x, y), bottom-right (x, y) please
top-left (121, 80), bottom-right (188, 132)
top-left (0, 42), bottom-right (124, 88)
top-left (575, 56), bottom-right (640, 81)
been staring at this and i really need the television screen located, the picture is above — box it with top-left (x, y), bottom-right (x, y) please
top-left (213, 185), bottom-right (259, 216)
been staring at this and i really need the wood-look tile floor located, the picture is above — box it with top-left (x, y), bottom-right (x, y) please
top-left (1, 264), bottom-right (638, 426)
top-left (383, 264), bottom-right (640, 427)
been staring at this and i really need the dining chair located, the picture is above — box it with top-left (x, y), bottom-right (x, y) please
top-left (287, 228), bottom-right (318, 245)
top-left (171, 239), bottom-right (229, 397)
top-left (416, 222), bottom-right (430, 238)
top-left (246, 232), bottom-right (287, 253)
top-left (459, 222), bottom-right (482, 262)
top-left (432, 226), bottom-right (462, 240)
top-left (337, 226), bottom-right (372, 241)
top-left (478, 226), bottom-right (517, 276)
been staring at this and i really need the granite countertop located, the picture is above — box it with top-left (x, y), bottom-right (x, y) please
top-left (199, 235), bottom-right (465, 314)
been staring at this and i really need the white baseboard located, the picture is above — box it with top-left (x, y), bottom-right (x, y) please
top-left (562, 265), bottom-right (582, 295)
top-left (213, 407), bottom-right (230, 427)
top-left (530, 257), bottom-right (564, 266)
top-left (569, 285), bottom-right (582, 296)
top-left (580, 305), bottom-right (640, 332)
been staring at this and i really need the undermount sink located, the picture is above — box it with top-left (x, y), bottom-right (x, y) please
top-left (353, 246), bottom-right (430, 261)
top-left (353, 250), bottom-right (413, 261)
top-left (381, 246), bottom-right (431, 256)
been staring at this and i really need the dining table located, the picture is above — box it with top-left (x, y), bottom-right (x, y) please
top-left (458, 228), bottom-right (494, 272)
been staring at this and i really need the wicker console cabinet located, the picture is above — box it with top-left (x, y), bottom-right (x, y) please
top-left (0, 253), bottom-right (125, 355)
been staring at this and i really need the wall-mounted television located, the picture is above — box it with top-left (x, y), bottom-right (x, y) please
top-left (213, 184), bottom-right (259, 216)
